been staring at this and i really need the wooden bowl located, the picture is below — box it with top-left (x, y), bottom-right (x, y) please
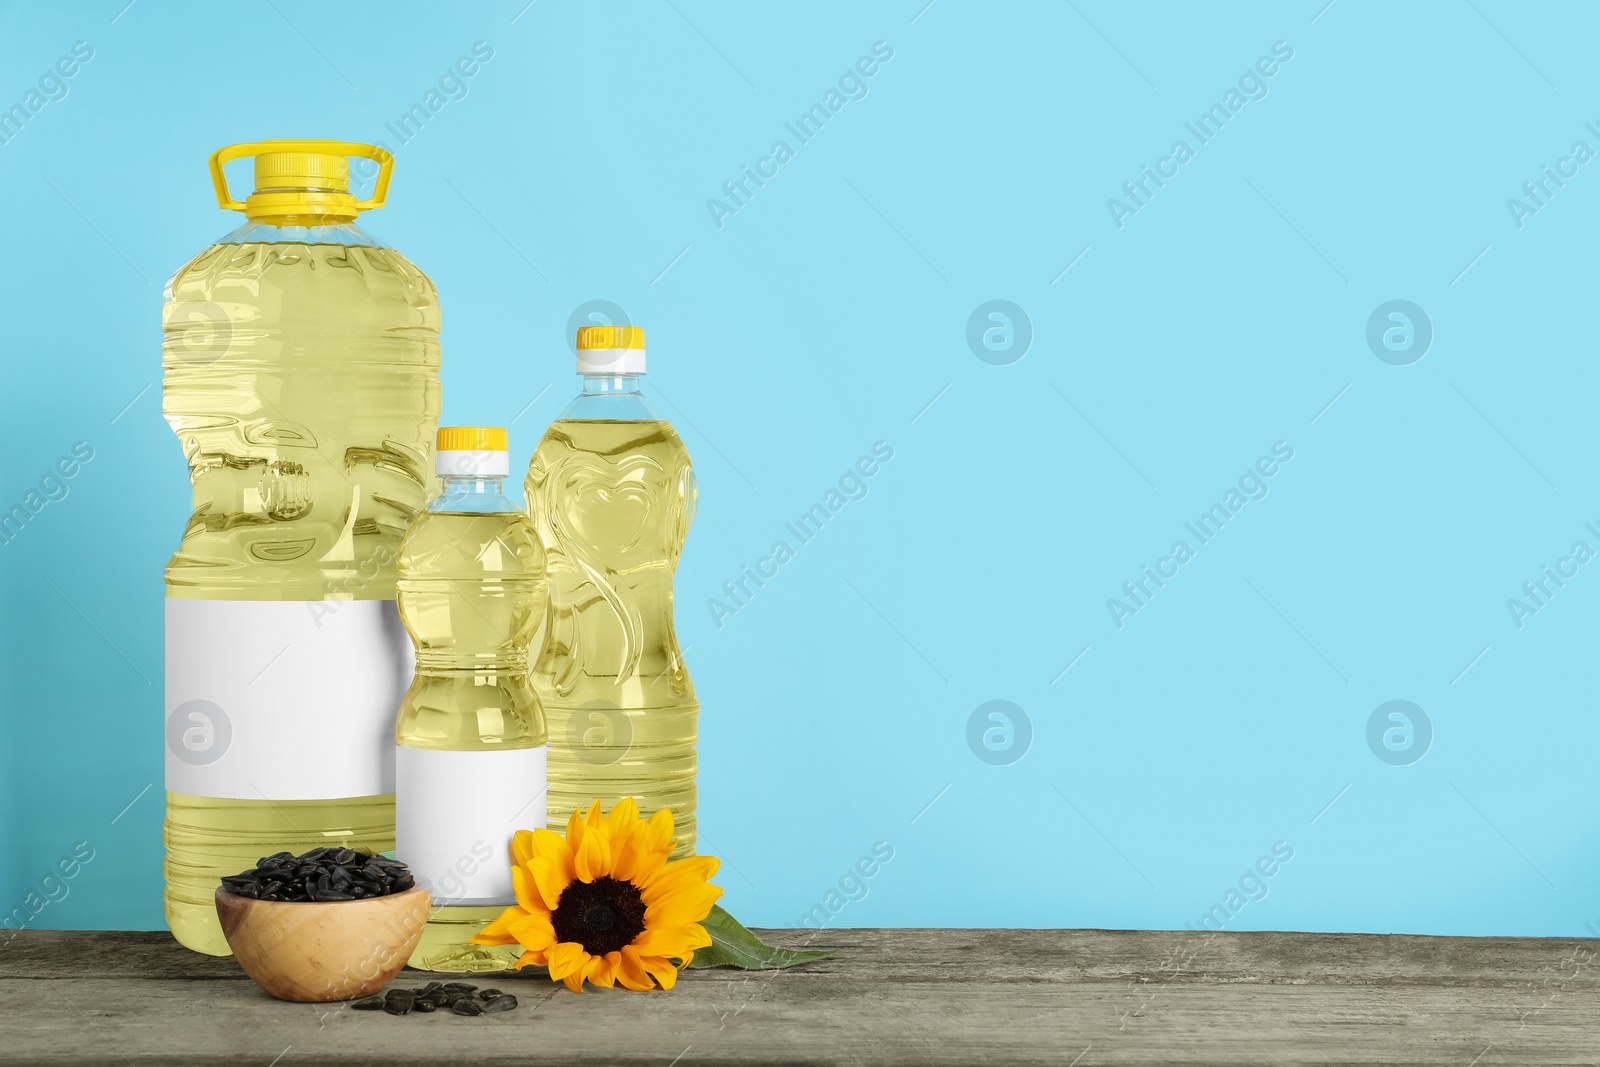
top-left (215, 887), bottom-right (432, 1003)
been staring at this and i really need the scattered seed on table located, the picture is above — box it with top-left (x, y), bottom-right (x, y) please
top-left (347, 983), bottom-right (521, 1018)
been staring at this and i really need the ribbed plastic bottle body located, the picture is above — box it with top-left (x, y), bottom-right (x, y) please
top-left (162, 221), bottom-right (440, 955)
top-left (395, 483), bottom-right (548, 972)
top-left (526, 384), bottom-right (698, 857)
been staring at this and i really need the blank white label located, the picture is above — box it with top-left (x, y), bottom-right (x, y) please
top-left (164, 598), bottom-right (413, 801)
top-left (395, 745), bottom-right (549, 906)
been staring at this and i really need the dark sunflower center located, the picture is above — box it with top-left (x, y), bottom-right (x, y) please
top-left (551, 875), bottom-right (647, 956)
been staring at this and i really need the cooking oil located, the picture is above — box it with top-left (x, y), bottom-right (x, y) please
top-left (396, 428), bottom-right (547, 972)
top-left (162, 141), bottom-right (439, 955)
top-left (525, 326), bottom-right (698, 856)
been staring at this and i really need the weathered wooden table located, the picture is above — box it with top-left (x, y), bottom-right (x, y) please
top-left (4, 928), bottom-right (1596, 1064)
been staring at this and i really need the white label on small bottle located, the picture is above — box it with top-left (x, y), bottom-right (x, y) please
top-left (164, 598), bottom-right (413, 801)
top-left (395, 746), bottom-right (549, 906)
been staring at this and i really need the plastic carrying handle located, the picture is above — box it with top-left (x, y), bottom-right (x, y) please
top-left (208, 140), bottom-right (394, 213)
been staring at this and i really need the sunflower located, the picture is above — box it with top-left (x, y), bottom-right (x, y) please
top-left (470, 798), bottom-right (721, 992)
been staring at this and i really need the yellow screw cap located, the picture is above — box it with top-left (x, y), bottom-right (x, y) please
top-left (208, 140), bottom-right (394, 225)
top-left (436, 427), bottom-right (508, 452)
top-left (576, 325), bottom-right (645, 350)
top-left (255, 151), bottom-right (349, 192)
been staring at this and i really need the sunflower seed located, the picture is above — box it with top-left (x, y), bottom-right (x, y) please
top-left (347, 983), bottom-right (519, 1018)
top-left (220, 848), bottom-right (414, 902)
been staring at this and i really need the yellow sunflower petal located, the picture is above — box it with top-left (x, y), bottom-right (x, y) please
top-left (639, 806), bottom-right (675, 852)
top-left (641, 954), bottom-right (680, 990)
top-left (565, 805), bottom-right (587, 851)
top-left (584, 799), bottom-right (610, 841)
top-left (468, 905), bottom-right (525, 946)
top-left (612, 811), bottom-right (673, 884)
top-left (640, 855), bottom-right (720, 905)
top-left (530, 825), bottom-right (577, 871)
top-left (606, 797), bottom-right (639, 840)
top-left (606, 801), bottom-right (644, 881)
top-left (545, 941), bottom-right (592, 982)
top-left (511, 864), bottom-right (544, 914)
top-left (513, 947), bottom-right (548, 968)
top-left (588, 951), bottom-right (622, 988)
top-left (572, 813), bottom-right (614, 882)
top-left (646, 887), bottom-right (724, 929)
top-left (510, 828), bottom-right (537, 868)
top-left (529, 855), bottom-right (572, 912)
top-left (631, 923), bottom-right (713, 958)
top-left (618, 946), bottom-right (653, 991)
top-left (508, 910), bottom-right (557, 951)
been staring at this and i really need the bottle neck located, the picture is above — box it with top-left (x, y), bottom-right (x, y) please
top-left (580, 374), bottom-right (643, 395)
top-left (560, 374), bottom-right (661, 422)
top-left (430, 474), bottom-right (518, 513)
top-left (441, 475), bottom-right (504, 493)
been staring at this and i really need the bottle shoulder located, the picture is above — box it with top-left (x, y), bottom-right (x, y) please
top-left (555, 389), bottom-right (666, 423)
top-left (166, 223), bottom-right (434, 301)
top-left (399, 508), bottom-right (544, 577)
top-left (530, 418), bottom-right (690, 463)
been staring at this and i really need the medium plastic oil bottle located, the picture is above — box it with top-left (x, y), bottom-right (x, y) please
top-left (395, 427), bottom-right (548, 972)
top-left (525, 326), bottom-right (698, 856)
top-left (162, 141), bottom-right (439, 955)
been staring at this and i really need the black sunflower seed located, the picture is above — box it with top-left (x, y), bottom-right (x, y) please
top-left (220, 848), bottom-right (414, 902)
top-left (348, 983), bottom-right (519, 1019)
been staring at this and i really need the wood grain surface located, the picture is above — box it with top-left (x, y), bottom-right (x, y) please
top-left (2, 928), bottom-right (1596, 1065)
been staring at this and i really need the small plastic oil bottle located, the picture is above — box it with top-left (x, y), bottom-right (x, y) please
top-left (396, 427), bottom-right (548, 971)
top-left (525, 327), bottom-right (699, 856)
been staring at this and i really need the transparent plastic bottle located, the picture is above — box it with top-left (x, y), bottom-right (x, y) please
top-left (162, 141), bottom-right (439, 955)
top-left (396, 427), bottom-right (548, 972)
top-left (525, 326), bottom-right (698, 857)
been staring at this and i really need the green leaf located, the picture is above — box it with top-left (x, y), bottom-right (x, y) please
top-left (687, 905), bottom-right (836, 970)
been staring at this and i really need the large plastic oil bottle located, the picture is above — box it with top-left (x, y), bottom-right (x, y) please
top-left (162, 141), bottom-right (440, 955)
top-left (525, 326), bottom-right (698, 856)
top-left (396, 427), bottom-right (548, 972)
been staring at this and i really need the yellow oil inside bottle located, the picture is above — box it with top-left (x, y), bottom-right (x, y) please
top-left (163, 237), bottom-right (439, 955)
top-left (525, 419), bottom-right (697, 856)
top-left (396, 506), bottom-right (546, 972)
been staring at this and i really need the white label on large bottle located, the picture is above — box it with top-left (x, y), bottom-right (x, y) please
top-left (395, 746), bottom-right (548, 906)
top-left (164, 598), bottom-right (412, 801)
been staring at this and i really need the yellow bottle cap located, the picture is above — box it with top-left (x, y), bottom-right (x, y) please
top-left (209, 140), bottom-right (394, 225)
top-left (576, 325), bottom-right (645, 350)
top-left (575, 325), bottom-right (647, 374)
top-left (436, 426), bottom-right (508, 452)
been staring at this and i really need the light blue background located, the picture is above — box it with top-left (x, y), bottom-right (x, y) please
top-left (2, 0), bottom-right (1596, 938)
